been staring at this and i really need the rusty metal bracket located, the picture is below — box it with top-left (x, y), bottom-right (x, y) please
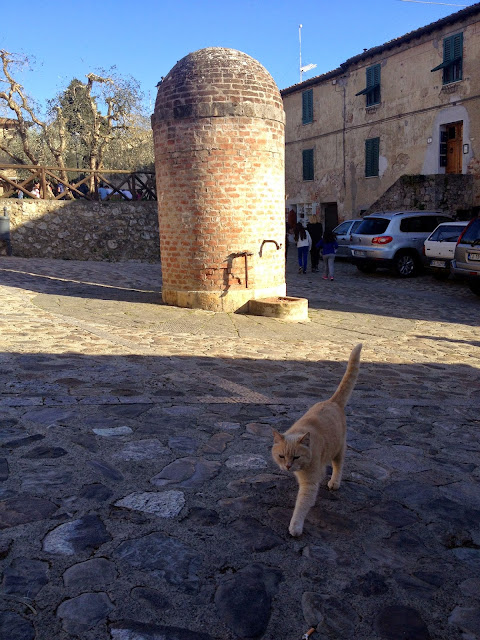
top-left (259, 239), bottom-right (282, 256)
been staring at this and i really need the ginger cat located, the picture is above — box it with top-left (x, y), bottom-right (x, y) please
top-left (272, 344), bottom-right (362, 537)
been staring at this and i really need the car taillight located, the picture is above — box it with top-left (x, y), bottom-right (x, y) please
top-left (422, 245), bottom-right (425, 256)
top-left (372, 236), bottom-right (393, 244)
top-left (457, 219), bottom-right (474, 244)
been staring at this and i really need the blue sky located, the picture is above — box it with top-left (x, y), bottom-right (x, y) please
top-left (0, 0), bottom-right (475, 114)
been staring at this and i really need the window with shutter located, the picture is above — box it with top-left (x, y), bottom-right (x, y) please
top-left (302, 89), bottom-right (313, 124)
top-left (302, 149), bottom-right (314, 181)
top-left (431, 32), bottom-right (463, 84)
top-left (365, 138), bottom-right (380, 177)
top-left (356, 64), bottom-right (381, 106)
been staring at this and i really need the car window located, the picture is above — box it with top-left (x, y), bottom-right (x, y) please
top-left (460, 218), bottom-right (480, 243)
top-left (334, 222), bottom-right (352, 234)
top-left (428, 225), bottom-right (466, 242)
top-left (351, 220), bottom-right (363, 232)
top-left (356, 218), bottom-right (390, 234)
top-left (400, 216), bottom-right (440, 233)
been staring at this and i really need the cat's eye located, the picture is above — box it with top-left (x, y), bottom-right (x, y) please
top-left (293, 456), bottom-right (300, 460)
top-left (279, 455), bottom-right (285, 459)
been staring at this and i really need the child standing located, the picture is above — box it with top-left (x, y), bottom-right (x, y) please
top-left (294, 222), bottom-right (312, 274)
top-left (316, 230), bottom-right (338, 280)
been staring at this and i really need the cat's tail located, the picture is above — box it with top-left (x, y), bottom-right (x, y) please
top-left (329, 343), bottom-right (362, 408)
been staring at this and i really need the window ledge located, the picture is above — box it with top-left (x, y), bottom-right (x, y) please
top-left (441, 81), bottom-right (462, 93)
top-left (365, 104), bottom-right (381, 114)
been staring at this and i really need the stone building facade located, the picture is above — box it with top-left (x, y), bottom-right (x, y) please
top-left (282, 3), bottom-right (480, 228)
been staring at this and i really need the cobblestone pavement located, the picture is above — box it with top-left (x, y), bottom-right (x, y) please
top-left (0, 251), bottom-right (479, 640)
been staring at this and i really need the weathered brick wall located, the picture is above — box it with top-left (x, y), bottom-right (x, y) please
top-left (152, 47), bottom-right (286, 311)
top-left (2, 200), bottom-right (160, 261)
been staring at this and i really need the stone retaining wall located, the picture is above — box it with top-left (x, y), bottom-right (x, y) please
top-left (366, 174), bottom-right (478, 216)
top-left (1, 200), bottom-right (160, 261)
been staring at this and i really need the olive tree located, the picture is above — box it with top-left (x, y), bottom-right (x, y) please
top-left (0, 49), bottom-right (67, 169)
top-left (0, 50), bottom-right (153, 180)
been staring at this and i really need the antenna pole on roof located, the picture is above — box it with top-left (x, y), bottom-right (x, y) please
top-left (299, 24), bottom-right (303, 83)
top-left (298, 24), bottom-right (317, 83)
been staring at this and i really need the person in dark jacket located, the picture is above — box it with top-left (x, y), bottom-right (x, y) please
top-left (307, 215), bottom-right (323, 272)
top-left (316, 230), bottom-right (338, 280)
top-left (288, 209), bottom-right (297, 233)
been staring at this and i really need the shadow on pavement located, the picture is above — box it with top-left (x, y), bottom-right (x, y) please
top-left (3, 252), bottom-right (478, 331)
top-left (1, 349), bottom-right (479, 640)
top-left (0, 260), bottom-right (163, 305)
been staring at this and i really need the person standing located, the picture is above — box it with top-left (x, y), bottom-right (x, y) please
top-left (98, 184), bottom-right (108, 200)
top-left (31, 182), bottom-right (41, 198)
top-left (288, 209), bottom-right (297, 233)
top-left (317, 230), bottom-right (338, 280)
top-left (56, 183), bottom-right (65, 199)
top-left (307, 214), bottom-right (323, 272)
top-left (294, 222), bottom-right (312, 274)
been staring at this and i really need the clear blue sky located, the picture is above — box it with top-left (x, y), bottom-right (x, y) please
top-left (0, 0), bottom-right (476, 114)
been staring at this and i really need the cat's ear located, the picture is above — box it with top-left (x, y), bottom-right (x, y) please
top-left (272, 428), bottom-right (284, 443)
top-left (299, 431), bottom-right (310, 447)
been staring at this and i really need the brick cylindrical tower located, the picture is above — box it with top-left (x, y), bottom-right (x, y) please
top-left (152, 47), bottom-right (286, 312)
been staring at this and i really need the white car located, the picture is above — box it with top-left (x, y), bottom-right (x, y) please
top-left (332, 219), bottom-right (363, 258)
top-left (423, 221), bottom-right (469, 279)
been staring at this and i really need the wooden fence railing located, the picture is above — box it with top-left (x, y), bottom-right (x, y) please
top-left (0, 165), bottom-right (156, 201)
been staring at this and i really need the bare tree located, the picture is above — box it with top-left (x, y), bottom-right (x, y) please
top-left (0, 49), bottom-right (67, 171)
top-left (0, 51), bottom-right (151, 186)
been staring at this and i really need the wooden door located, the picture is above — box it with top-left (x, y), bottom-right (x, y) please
top-left (446, 122), bottom-right (463, 174)
top-left (324, 203), bottom-right (338, 232)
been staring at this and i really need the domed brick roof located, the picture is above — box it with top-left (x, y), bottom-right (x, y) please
top-left (153, 47), bottom-right (284, 124)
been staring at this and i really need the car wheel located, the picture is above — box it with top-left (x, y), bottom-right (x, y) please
top-left (394, 252), bottom-right (418, 277)
top-left (468, 279), bottom-right (480, 296)
top-left (356, 263), bottom-right (377, 274)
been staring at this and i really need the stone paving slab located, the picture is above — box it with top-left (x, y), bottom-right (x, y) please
top-left (0, 253), bottom-right (479, 640)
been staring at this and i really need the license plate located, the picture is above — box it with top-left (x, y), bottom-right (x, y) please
top-left (468, 252), bottom-right (480, 261)
top-left (353, 250), bottom-right (366, 257)
top-left (430, 260), bottom-right (446, 268)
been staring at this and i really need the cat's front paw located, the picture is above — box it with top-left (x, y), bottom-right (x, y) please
top-left (327, 479), bottom-right (341, 491)
top-left (289, 520), bottom-right (304, 537)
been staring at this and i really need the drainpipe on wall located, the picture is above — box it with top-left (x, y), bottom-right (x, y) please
top-left (342, 82), bottom-right (347, 195)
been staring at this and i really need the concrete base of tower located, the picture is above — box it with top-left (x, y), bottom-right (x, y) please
top-left (162, 283), bottom-right (287, 313)
top-left (248, 296), bottom-right (309, 322)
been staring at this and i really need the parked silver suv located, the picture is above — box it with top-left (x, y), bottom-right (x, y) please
top-left (451, 216), bottom-right (480, 296)
top-left (350, 211), bottom-right (452, 277)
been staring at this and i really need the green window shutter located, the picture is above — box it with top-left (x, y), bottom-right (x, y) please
top-left (365, 138), bottom-right (380, 177)
top-left (453, 32), bottom-right (463, 59)
top-left (366, 64), bottom-right (380, 88)
top-left (450, 32), bottom-right (464, 82)
top-left (302, 149), bottom-right (314, 180)
top-left (444, 35), bottom-right (454, 62)
top-left (357, 64), bottom-right (381, 105)
top-left (367, 64), bottom-right (381, 106)
top-left (366, 66), bottom-right (374, 88)
top-left (302, 89), bottom-right (313, 124)
top-left (431, 33), bottom-right (463, 83)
